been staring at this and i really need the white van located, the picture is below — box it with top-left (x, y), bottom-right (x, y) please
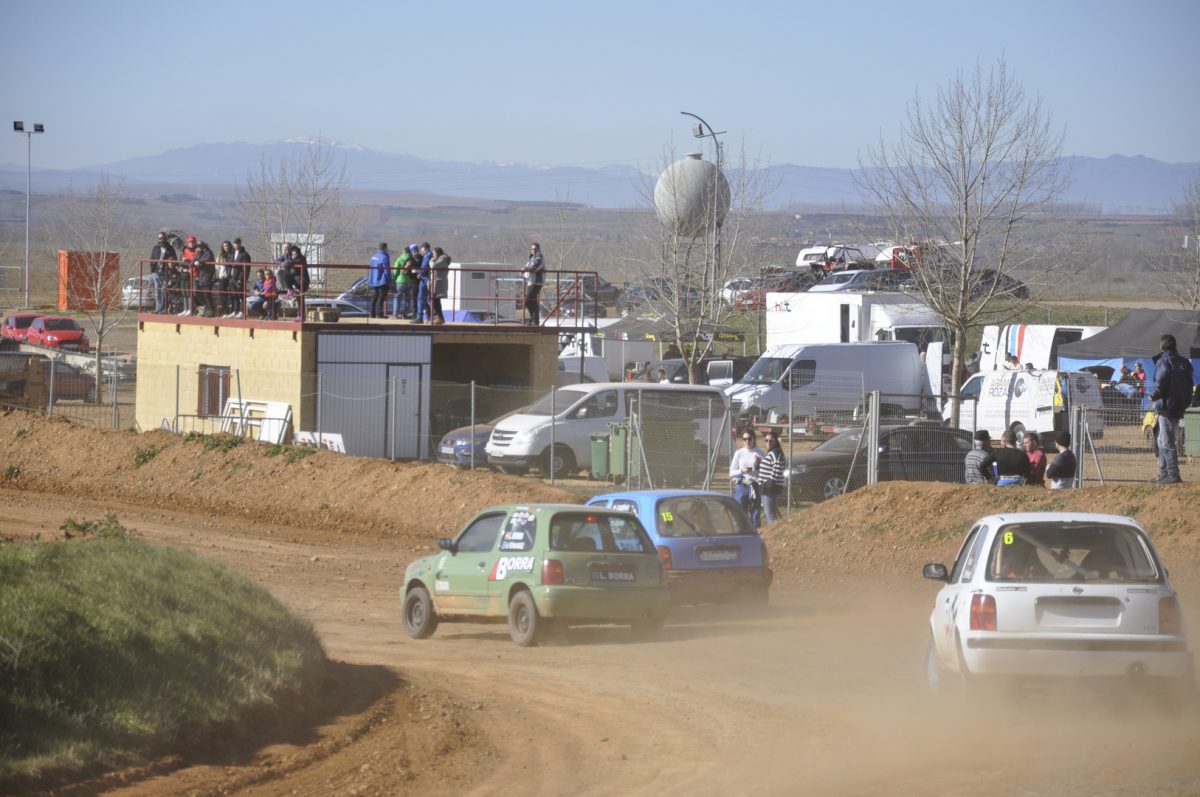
top-left (977, 324), bottom-right (1105, 372)
top-left (725, 341), bottom-right (927, 422)
top-left (947, 369), bottom-right (1105, 441)
top-left (485, 382), bottom-right (728, 477)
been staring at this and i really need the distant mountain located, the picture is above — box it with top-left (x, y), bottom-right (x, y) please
top-left (0, 140), bottom-right (1196, 213)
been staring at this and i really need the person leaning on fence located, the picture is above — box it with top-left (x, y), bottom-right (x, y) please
top-left (429, 247), bottom-right (450, 325)
top-left (730, 429), bottom-right (765, 526)
top-left (149, 232), bottom-right (176, 313)
top-left (984, 429), bottom-right (1030, 486)
top-left (757, 428), bottom-right (788, 523)
top-left (391, 245), bottom-right (414, 319)
top-left (368, 243), bottom-right (391, 319)
top-left (964, 429), bottom-right (993, 484)
top-left (1046, 430), bottom-right (1076, 489)
top-left (178, 235), bottom-right (198, 316)
top-left (228, 237), bottom-right (252, 318)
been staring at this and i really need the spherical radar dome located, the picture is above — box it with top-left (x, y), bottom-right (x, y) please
top-left (654, 153), bottom-right (731, 239)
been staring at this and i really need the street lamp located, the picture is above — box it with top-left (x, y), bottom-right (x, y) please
top-left (12, 121), bottom-right (45, 308)
top-left (679, 111), bottom-right (725, 292)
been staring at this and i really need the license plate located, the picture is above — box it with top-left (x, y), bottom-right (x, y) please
top-left (698, 549), bottom-right (739, 563)
top-left (591, 570), bottom-right (636, 583)
top-left (439, 445), bottom-right (454, 455)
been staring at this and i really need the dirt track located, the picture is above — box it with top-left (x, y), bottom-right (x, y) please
top-left (5, 483), bottom-right (1200, 797)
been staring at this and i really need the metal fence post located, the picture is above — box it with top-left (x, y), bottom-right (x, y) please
top-left (549, 386), bottom-right (556, 485)
top-left (787, 386), bottom-right (794, 514)
top-left (866, 390), bottom-right (881, 486)
top-left (47, 358), bottom-right (55, 417)
top-left (316, 371), bottom-right (322, 442)
top-left (110, 364), bottom-right (118, 429)
top-left (174, 364), bottom-right (180, 433)
top-left (470, 380), bottom-right (476, 471)
top-left (236, 369), bottom-right (246, 438)
top-left (389, 375), bottom-right (397, 462)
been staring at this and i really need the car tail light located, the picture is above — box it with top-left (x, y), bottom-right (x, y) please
top-left (970, 594), bottom-right (997, 631)
top-left (541, 559), bottom-right (564, 585)
top-left (1160, 596), bottom-right (1182, 635)
top-left (657, 545), bottom-right (673, 571)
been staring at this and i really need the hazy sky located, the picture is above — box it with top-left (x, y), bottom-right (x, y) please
top-left (2, 0), bottom-right (1198, 173)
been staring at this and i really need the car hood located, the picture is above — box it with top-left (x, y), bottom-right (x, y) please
top-left (789, 449), bottom-right (855, 470)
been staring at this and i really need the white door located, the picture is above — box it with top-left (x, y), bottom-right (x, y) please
top-left (388, 365), bottom-right (424, 460)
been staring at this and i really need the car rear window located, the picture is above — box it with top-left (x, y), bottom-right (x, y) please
top-left (655, 496), bottom-right (754, 538)
top-left (985, 522), bottom-right (1160, 584)
top-left (14, 316), bottom-right (36, 329)
top-left (549, 512), bottom-right (654, 554)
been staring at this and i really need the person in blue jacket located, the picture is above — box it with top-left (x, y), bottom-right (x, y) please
top-left (413, 242), bottom-right (434, 324)
top-left (368, 243), bottom-right (391, 318)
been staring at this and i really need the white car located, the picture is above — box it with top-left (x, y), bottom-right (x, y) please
top-left (923, 512), bottom-right (1193, 701)
top-left (806, 269), bottom-right (875, 292)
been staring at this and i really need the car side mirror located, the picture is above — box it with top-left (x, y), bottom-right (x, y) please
top-left (438, 538), bottom-right (456, 554)
top-left (923, 563), bottom-right (949, 582)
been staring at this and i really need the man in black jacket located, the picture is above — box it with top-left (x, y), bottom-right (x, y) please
top-left (983, 429), bottom-right (1030, 486)
top-left (229, 238), bottom-right (252, 318)
top-left (148, 232), bottom-right (177, 313)
top-left (1149, 334), bottom-right (1195, 484)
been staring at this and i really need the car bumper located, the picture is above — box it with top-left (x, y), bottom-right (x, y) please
top-left (437, 444), bottom-right (486, 467)
top-left (534, 584), bottom-right (669, 621)
top-left (484, 451), bottom-right (532, 469)
top-left (961, 634), bottom-right (1193, 679)
top-left (666, 566), bottom-right (773, 603)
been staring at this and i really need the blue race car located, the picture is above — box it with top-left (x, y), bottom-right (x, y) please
top-left (585, 490), bottom-right (773, 605)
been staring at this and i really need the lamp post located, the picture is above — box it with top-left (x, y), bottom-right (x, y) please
top-left (12, 121), bottom-right (45, 308)
top-left (679, 111), bottom-right (725, 293)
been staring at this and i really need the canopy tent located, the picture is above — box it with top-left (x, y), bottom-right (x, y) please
top-left (592, 315), bottom-right (745, 344)
top-left (1056, 309), bottom-right (1200, 385)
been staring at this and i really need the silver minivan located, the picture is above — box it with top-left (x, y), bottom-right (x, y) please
top-left (485, 382), bottom-right (729, 478)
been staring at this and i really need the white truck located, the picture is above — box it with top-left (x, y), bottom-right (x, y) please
top-left (977, 324), bottom-right (1105, 373)
top-left (948, 369), bottom-right (1106, 442)
top-left (725, 341), bottom-right (930, 423)
top-left (554, 319), bottom-right (661, 381)
top-left (764, 291), bottom-right (947, 351)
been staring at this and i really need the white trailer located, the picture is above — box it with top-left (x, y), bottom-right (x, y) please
top-left (977, 324), bottom-right (1106, 373)
top-left (445, 261), bottom-right (524, 322)
top-left (765, 291), bottom-right (947, 351)
top-left (552, 318), bottom-right (660, 381)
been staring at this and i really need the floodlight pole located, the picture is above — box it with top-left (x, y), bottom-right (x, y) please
top-left (13, 121), bottom-right (45, 308)
top-left (680, 111), bottom-right (725, 296)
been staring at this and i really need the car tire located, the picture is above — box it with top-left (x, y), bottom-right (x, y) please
top-left (819, 473), bottom-right (847, 502)
top-left (508, 590), bottom-right (543, 647)
top-left (541, 445), bottom-right (576, 479)
top-left (84, 385), bottom-right (97, 404)
top-left (630, 612), bottom-right (664, 641)
top-left (402, 585), bottom-right (438, 640)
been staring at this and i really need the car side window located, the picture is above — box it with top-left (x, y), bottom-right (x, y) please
top-left (498, 511), bottom-right (536, 552)
top-left (455, 513), bottom-right (506, 553)
top-left (949, 524), bottom-right (987, 583)
top-left (571, 390), bottom-right (617, 420)
top-left (960, 377), bottom-right (982, 401)
top-left (788, 360), bottom-right (816, 388)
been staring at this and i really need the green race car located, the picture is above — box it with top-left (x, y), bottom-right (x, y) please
top-left (401, 504), bottom-right (669, 646)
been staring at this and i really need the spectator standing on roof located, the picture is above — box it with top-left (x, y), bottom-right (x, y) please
top-left (757, 428), bottom-right (787, 523)
top-left (1149, 333), bottom-right (1195, 484)
top-left (730, 429), bottom-right (764, 526)
top-left (523, 242), bottom-right (546, 326)
top-left (229, 238), bottom-right (252, 319)
top-left (216, 240), bottom-right (235, 317)
top-left (1023, 431), bottom-right (1046, 487)
top-left (430, 246), bottom-right (450, 325)
top-left (149, 232), bottom-right (176, 314)
top-left (368, 243), bottom-right (391, 319)
top-left (414, 243), bottom-right (434, 324)
top-left (1046, 431), bottom-right (1076, 489)
top-left (984, 429), bottom-right (1031, 486)
top-left (193, 241), bottom-right (217, 318)
top-left (964, 429), bottom-right (993, 484)
top-left (178, 235), bottom-right (198, 316)
top-left (391, 246), bottom-right (413, 319)
top-left (262, 269), bottom-right (278, 320)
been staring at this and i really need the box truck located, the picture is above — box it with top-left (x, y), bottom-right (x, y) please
top-left (977, 324), bottom-right (1105, 372)
top-left (765, 291), bottom-right (946, 352)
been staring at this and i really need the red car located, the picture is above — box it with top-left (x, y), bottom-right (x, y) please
top-left (25, 316), bottom-right (90, 353)
top-left (1, 312), bottom-right (43, 343)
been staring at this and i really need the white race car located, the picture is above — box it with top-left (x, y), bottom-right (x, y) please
top-left (923, 512), bottom-right (1194, 702)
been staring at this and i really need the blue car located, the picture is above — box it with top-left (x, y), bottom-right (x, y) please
top-left (436, 423), bottom-right (492, 468)
top-left (585, 490), bottom-right (772, 605)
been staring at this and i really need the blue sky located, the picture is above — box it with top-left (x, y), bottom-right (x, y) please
top-left (2, 0), bottom-right (1198, 172)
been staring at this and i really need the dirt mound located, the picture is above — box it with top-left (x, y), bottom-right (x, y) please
top-left (3, 410), bottom-right (1198, 587)
top-left (0, 411), bottom-right (580, 548)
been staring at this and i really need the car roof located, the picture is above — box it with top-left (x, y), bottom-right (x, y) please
top-left (589, 489), bottom-right (730, 502)
top-left (968, 511), bottom-right (1142, 527)
top-left (478, 503), bottom-right (637, 514)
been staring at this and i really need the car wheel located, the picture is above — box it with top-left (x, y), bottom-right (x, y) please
top-left (508, 590), bottom-right (544, 647)
top-left (84, 385), bottom-right (97, 404)
top-left (630, 612), bottom-right (664, 641)
top-left (541, 445), bottom-right (576, 479)
top-left (402, 585), bottom-right (438, 639)
top-left (819, 473), bottom-right (847, 501)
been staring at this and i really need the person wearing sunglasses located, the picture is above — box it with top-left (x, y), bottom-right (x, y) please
top-left (729, 430), bottom-right (765, 526)
top-left (757, 428), bottom-right (787, 523)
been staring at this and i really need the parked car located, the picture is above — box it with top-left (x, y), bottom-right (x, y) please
top-left (436, 422), bottom-right (494, 468)
top-left (337, 275), bottom-right (390, 313)
top-left (551, 273), bottom-right (621, 304)
top-left (731, 272), bottom-right (819, 310)
top-left (299, 297), bottom-right (370, 318)
top-left (922, 512), bottom-right (1194, 702)
top-left (1, 311), bottom-right (42, 343)
top-left (586, 490), bottom-right (773, 606)
top-left (816, 244), bottom-right (881, 274)
top-left (970, 270), bottom-right (1029, 301)
top-left (400, 504), bottom-right (669, 646)
top-left (785, 423), bottom-right (973, 502)
top-left (0, 353), bottom-right (95, 403)
top-left (25, 316), bottom-right (89, 352)
top-left (121, 275), bottom-right (156, 310)
top-left (806, 270), bottom-right (878, 293)
top-left (634, 357), bottom-right (754, 388)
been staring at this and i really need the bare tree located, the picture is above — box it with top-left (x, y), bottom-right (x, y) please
top-left (237, 139), bottom-right (350, 273)
top-left (56, 176), bottom-right (139, 400)
top-left (856, 60), bottom-right (1071, 425)
top-left (1150, 177), bottom-right (1200, 308)
top-left (632, 144), bottom-right (773, 383)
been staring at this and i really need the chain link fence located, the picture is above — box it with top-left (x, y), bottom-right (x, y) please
top-left (0, 352), bottom-right (135, 429)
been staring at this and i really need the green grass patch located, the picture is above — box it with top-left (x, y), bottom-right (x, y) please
top-left (182, 432), bottom-right (244, 453)
top-left (12, 427), bottom-right (30, 440)
top-left (0, 538), bottom-right (326, 788)
top-left (133, 445), bottom-right (161, 467)
top-left (2, 465), bottom-right (19, 482)
top-left (263, 444), bottom-right (317, 464)
top-left (59, 513), bottom-right (129, 540)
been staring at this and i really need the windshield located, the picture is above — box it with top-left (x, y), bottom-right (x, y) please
top-left (815, 428), bottom-right (865, 453)
top-left (524, 387), bottom-right (590, 416)
top-left (742, 357), bottom-right (790, 385)
top-left (43, 319), bottom-right (81, 332)
top-left (986, 521), bottom-right (1160, 583)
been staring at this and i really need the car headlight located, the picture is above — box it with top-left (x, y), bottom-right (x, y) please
top-left (46, 335), bottom-right (58, 342)
top-left (784, 465), bottom-right (807, 477)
